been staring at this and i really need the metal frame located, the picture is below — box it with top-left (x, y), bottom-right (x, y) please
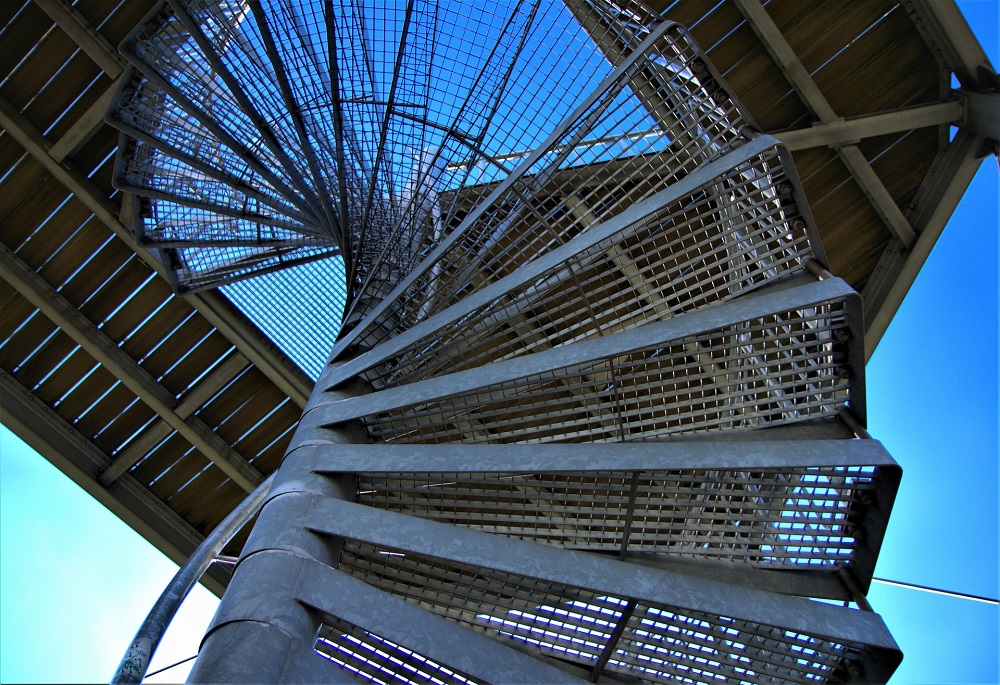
top-left (16, 0), bottom-right (999, 681)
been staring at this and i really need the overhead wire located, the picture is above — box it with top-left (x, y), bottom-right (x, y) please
top-left (871, 577), bottom-right (999, 605)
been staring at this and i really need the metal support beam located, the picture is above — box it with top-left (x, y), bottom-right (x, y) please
top-left (0, 242), bottom-right (262, 492)
top-left (862, 129), bottom-right (984, 356)
top-left (296, 560), bottom-right (588, 684)
top-left (49, 76), bottom-right (123, 162)
top-left (99, 352), bottom-right (251, 486)
top-left (304, 497), bottom-right (901, 655)
top-left (0, 94), bottom-right (311, 408)
top-left (32, 0), bottom-right (125, 78)
top-left (838, 145), bottom-right (919, 247)
top-left (733, 0), bottom-right (917, 249)
top-left (963, 89), bottom-right (1000, 141)
top-left (300, 438), bottom-right (898, 474)
top-left (613, 553), bottom-right (849, 600)
top-left (590, 601), bottom-right (634, 682)
top-left (312, 277), bottom-right (859, 423)
top-left (773, 100), bottom-right (963, 150)
top-left (0, 368), bottom-right (230, 595)
top-left (905, 0), bottom-right (998, 89)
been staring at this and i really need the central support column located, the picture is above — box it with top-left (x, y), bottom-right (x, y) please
top-left (188, 362), bottom-right (368, 683)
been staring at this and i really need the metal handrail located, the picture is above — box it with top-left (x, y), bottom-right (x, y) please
top-left (111, 472), bottom-right (276, 684)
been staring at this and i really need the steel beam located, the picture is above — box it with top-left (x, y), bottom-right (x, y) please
top-left (733, 0), bottom-right (917, 249)
top-left (0, 368), bottom-right (230, 595)
top-left (0, 242), bottom-right (262, 492)
top-left (296, 560), bottom-right (588, 685)
top-left (610, 553), bottom-right (849, 601)
top-left (304, 497), bottom-right (901, 656)
top-left (837, 145), bottom-right (918, 248)
top-left (862, 129), bottom-right (984, 356)
top-left (905, 0), bottom-right (998, 89)
top-left (32, 0), bottom-right (125, 78)
top-left (300, 438), bottom-right (897, 474)
top-left (99, 352), bottom-right (251, 486)
top-left (312, 276), bottom-right (859, 423)
top-left (49, 76), bottom-right (123, 163)
top-left (590, 601), bottom-right (634, 682)
top-left (773, 100), bottom-right (963, 150)
top-left (963, 90), bottom-right (1000, 141)
top-left (0, 94), bottom-right (312, 408)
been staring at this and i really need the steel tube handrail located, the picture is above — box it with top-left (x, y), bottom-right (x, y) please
top-left (111, 472), bottom-right (276, 684)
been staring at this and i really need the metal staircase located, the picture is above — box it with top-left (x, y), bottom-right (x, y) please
top-left (106, 1), bottom-right (903, 682)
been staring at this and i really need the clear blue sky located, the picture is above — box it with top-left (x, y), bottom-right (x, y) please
top-left (1, 3), bottom-right (997, 683)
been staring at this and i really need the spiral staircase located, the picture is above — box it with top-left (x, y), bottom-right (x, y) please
top-left (102, 0), bottom-right (909, 682)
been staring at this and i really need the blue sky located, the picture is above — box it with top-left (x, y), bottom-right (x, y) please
top-left (1, 3), bottom-right (998, 683)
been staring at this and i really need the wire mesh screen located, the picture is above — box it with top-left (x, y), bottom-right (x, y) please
top-left (345, 16), bottom-right (759, 349)
top-left (355, 465), bottom-right (878, 570)
top-left (337, 541), bottom-right (861, 684)
top-left (106, 0), bottom-right (769, 303)
top-left (220, 257), bottom-right (347, 379)
top-left (361, 298), bottom-right (853, 444)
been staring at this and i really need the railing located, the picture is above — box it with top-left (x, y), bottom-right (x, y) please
top-left (111, 473), bottom-right (276, 684)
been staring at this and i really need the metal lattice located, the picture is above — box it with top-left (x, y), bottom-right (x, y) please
top-left (356, 465), bottom-right (879, 568)
top-left (107, 1), bottom-right (902, 683)
top-left (338, 541), bottom-right (858, 685)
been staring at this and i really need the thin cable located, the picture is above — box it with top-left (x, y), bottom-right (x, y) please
top-left (144, 654), bottom-right (198, 678)
top-left (872, 577), bottom-right (999, 605)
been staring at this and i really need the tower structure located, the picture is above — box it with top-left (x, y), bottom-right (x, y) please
top-left (106, 1), bottom-right (903, 681)
top-left (1, 1), bottom-right (996, 684)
